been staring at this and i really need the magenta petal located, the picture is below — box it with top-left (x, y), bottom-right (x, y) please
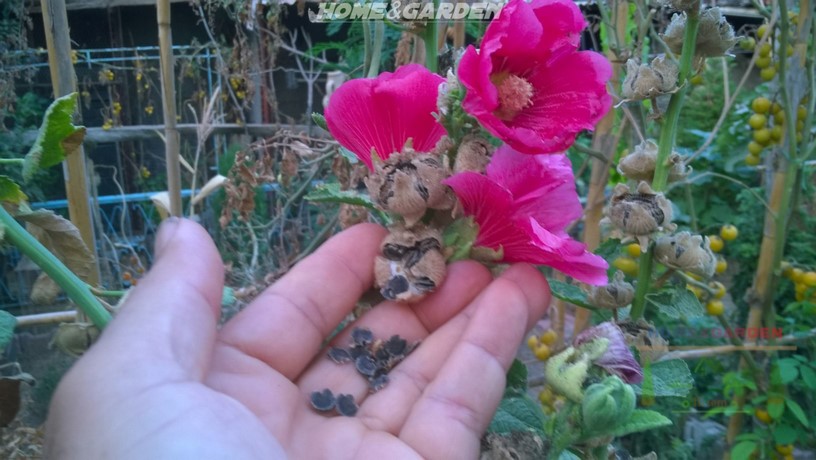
top-left (575, 322), bottom-right (644, 384)
top-left (526, 219), bottom-right (609, 285)
top-left (325, 64), bottom-right (446, 168)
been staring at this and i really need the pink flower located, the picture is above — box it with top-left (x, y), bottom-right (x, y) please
top-left (324, 64), bottom-right (446, 169)
top-left (443, 145), bottom-right (608, 285)
top-left (574, 322), bottom-right (644, 384)
top-left (457, 0), bottom-right (612, 154)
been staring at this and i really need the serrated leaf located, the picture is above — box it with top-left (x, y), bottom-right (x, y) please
top-left (777, 359), bottom-right (799, 384)
top-left (0, 310), bottom-right (16, 350)
top-left (546, 278), bottom-right (598, 311)
top-left (304, 182), bottom-right (388, 222)
top-left (645, 287), bottom-right (704, 319)
top-left (611, 409), bottom-right (672, 437)
top-left (0, 176), bottom-right (27, 204)
top-left (730, 441), bottom-right (756, 460)
top-left (772, 424), bottom-right (798, 445)
top-left (23, 93), bottom-right (86, 180)
top-left (506, 359), bottom-right (528, 392)
top-left (488, 393), bottom-right (546, 437)
top-left (785, 398), bottom-right (809, 428)
top-left (634, 359), bottom-right (694, 397)
top-left (311, 112), bottom-right (328, 130)
top-left (14, 209), bottom-right (95, 282)
top-left (800, 366), bottom-right (816, 390)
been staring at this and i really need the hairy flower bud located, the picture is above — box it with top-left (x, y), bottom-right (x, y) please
top-left (617, 140), bottom-right (690, 183)
top-left (581, 376), bottom-right (636, 436)
top-left (588, 271), bottom-right (635, 309)
top-left (374, 225), bottom-right (446, 302)
top-left (621, 55), bottom-right (679, 101)
top-left (653, 231), bottom-right (717, 278)
top-left (366, 141), bottom-right (455, 227)
top-left (608, 182), bottom-right (676, 250)
top-left (663, 8), bottom-right (738, 59)
top-left (545, 347), bottom-right (592, 402)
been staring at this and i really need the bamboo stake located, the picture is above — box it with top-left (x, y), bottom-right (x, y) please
top-left (157, 0), bottom-right (182, 216)
top-left (15, 311), bottom-right (77, 327)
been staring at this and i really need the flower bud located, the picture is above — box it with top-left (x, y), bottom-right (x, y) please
top-left (617, 140), bottom-right (690, 183)
top-left (581, 376), bottom-right (636, 436)
top-left (653, 231), bottom-right (717, 278)
top-left (608, 182), bottom-right (676, 250)
top-left (436, 69), bottom-right (460, 118)
top-left (575, 322), bottom-right (644, 384)
top-left (663, 8), bottom-right (738, 59)
top-left (544, 346), bottom-right (591, 402)
top-left (622, 55), bottom-right (679, 101)
top-left (588, 271), bottom-right (635, 309)
top-left (374, 224), bottom-right (446, 302)
top-left (366, 141), bottom-right (455, 227)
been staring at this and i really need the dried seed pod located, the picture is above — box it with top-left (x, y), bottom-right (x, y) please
top-left (453, 135), bottom-right (494, 174)
top-left (663, 8), bottom-right (737, 59)
top-left (617, 140), bottom-right (690, 183)
top-left (335, 394), bottom-right (358, 417)
top-left (327, 346), bottom-right (352, 364)
top-left (369, 374), bottom-right (390, 393)
top-left (351, 327), bottom-right (374, 346)
top-left (355, 355), bottom-right (379, 377)
top-left (621, 55), bottom-right (679, 101)
top-left (653, 231), bottom-right (717, 278)
top-left (661, 0), bottom-right (700, 12)
top-left (375, 225), bottom-right (447, 302)
top-left (587, 271), bottom-right (635, 309)
top-left (365, 142), bottom-right (455, 227)
top-left (310, 389), bottom-right (336, 412)
top-left (620, 320), bottom-right (669, 363)
top-left (607, 182), bottom-right (676, 250)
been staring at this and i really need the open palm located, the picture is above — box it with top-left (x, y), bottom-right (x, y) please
top-left (45, 220), bottom-right (550, 460)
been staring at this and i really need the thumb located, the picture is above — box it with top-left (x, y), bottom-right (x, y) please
top-left (96, 217), bottom-right (225, 382)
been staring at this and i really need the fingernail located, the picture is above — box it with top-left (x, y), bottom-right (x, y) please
top-left (154, 217), bottom-right (182, 259)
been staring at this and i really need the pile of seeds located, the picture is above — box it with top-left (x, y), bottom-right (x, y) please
top-left (309, 327), bottom-right (418, 417)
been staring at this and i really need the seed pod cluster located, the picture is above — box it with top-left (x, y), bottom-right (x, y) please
top-left (621, 55), bottom-right (679, 101)
top-left (607, 182), bottom-right (676, 250)
top-left (663, 8), bottom-right (737, 60)
top-left (653, 231), bottom-right (717, 278)
top-left (374, 224), bottom-right (447, 302)
top-left (617, 140), bottom-right (690, 183)
top-left (620, 320), bottom-right (669, 363)
top-left (587, 271), bottom-right (635, 309)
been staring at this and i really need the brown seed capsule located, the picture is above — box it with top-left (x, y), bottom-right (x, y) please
top-left (618, 140), bottom-right (690, 183)
top-left (587, 271), bottom-right (635, 309)
top-left (662, 8), bottom-right (737, 59)
top-left (453, 135), bottom-right (494, 174)
top-left (335, 394), bottom-right (358, 417)
top-left (365, 141), bottom-right (454, 228)
top-left (608, 182), bottom-right (676, 250)
top-left (620, 319), bottom-right (669, 363)
top-left (621, 55), bottom-right (679, 101)
top-left (310, 389), bottom-right (336, 412)
top-left (374, 225), bottom-right (447, 302)
top-left (653, 232), bottom-right (717, 278)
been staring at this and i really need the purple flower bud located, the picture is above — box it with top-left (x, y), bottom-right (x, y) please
top-left (574, 322), bottom-right (644, 384)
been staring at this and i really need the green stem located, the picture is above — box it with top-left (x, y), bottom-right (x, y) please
top-left (0, 207), bottom-right (110, 328)
top-left (90, 286), bottom-right (126, 297)
top-left (367, 21), bottom-right (384, 78)
top-left (0, 158), bottom-right (25, 166)
top-left (362, 21), bottom-right (372, 78)
top-left (629, 245), bottom-right (654, 320)
top-left (421, 0), bottom-right (440, 72)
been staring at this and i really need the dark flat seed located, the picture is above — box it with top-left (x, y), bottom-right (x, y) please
top-left (385, 335), bottom-right (407, 356)
top-left (375, 346), bottom-right (391, 362)
top-left (351, 327), bottom-right (374, 346)
top-left (336, 394), bottom-right (358, 417)
top-left (356, 355), bottom-right (378, 377)
top-left (310, 389), bottom-right (336, 412)
top-left (327, 347), bottom-right (352, 364)
top-left (369, 374), bottom-right (390, 393)
top-left (349, 344), bottom-right (367, 359)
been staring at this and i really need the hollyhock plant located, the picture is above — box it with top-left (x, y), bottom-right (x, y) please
top-left (324, 64), bottom-right (446, 169)
top-left (457, 0), bottom-right (612, 154)
top-left (443, 145), bottom-right (608, 285)
top-left (574, 322), bottom-right (644, 384)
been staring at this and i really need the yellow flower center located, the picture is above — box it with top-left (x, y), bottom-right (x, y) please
top-left (492, 72), bottom-right (534, 121)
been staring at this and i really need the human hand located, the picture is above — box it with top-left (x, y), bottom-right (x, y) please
top-left (45, 218), bottom-right (550, 459)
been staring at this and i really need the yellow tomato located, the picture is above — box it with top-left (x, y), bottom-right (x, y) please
top-left (720, 225), bottom-right (739, 241)
top-left (752, 97), bottom-right (772, 113)
top-left (708, 235), bottom-right (725, 253)
top-left (803, 271), bottom-right (816, 287)
top-left (710, 281), bottom-right (727, 299)
top-left (757, 24), bottom-right (769, 39)
top-left (613, 257), bottom-right (639, 276)
top-left (761, 67), bottom-right (777, 81)
top-left (781, 261), bottom-right (793, 277)
top-left (755, 408), bottom-right (772, 424)
top-left (775, 444), bottom-right (794, 455)
top-left (753, 128), bottom-right (772, 145)
top-left (745, 154), bottom-right (762, 166)
top-left (716, 259), bottom-right (728, 274)
top-left (626, 243), bottom-right (642, 258)
top-left (747, 141), bottom-right (763, 155)
top-left (706, 299), bottom-right (725, 316)
top-left (540, 329), bottom-right (558, 346)
top-left (533, 343), bottom-right (551, 361)
top-left (758, 43), bottom-right (772, 57)
top-left (748, 113), bottom-right (767, 129)
top-left (526, 335), bottom-right (539, 350)
top-left (791, 268), bottom-right (805, 283)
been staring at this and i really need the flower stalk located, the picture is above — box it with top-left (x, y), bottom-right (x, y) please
top-left (0, 206), bottom-right (111, 328)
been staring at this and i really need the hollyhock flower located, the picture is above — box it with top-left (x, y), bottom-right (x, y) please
top-left (324, 64), bottom-right (446, 169)
top-left (443, 145), bottom-right (608, 285)
top-left (574, 322), bottom-right (644, 384)
top-left (457, 0), bottom-right (612, 154)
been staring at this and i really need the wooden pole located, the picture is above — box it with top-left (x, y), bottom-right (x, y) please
top-left (40, 0), bottom-right (100, 288)
top-left (157, 0), bottom-right (182, 216)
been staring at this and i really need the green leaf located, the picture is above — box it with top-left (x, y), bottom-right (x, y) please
top-left (546, 278), bottom-right (598, 311)
top-left (23, 93), bottom-right (86, 181)
top-left (772, 424), bottom-right (798, 445)
top-left (0, 176), bottom-right (27, 204)
top-left (488, 393), bottom-right (546, 437)
top-left (730, 441), bottom-right (756, 460)
top-left (505, 359), bottom-right (528, 392)
top-left (785, 398), bottom-right (809, 428)
top-left (800, 365), bottom-right (816, 390)
top-left (311, 112), bottom-right (328, 131)
top-left (645, 287), bottom-right (704, 319)
top-left (0, 310), bottom-right (17, 350)
top-left (635, 359), bottom-right (694, 397)
top-left (304, 182), bottom-right (388, 222)
top-left (611, 409), bottom-right (672, 437)
top-left (557, 451), bottom-right (581, 460)
top-left (768, 397), bottom-right (785, 419)
top-left (777, 358), bottom-right (799, 384)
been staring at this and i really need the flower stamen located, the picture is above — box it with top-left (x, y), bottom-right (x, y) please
top-left (492, 73), bottom-right (534, 121)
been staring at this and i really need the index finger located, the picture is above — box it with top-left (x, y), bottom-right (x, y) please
top-left (217, 223), bottom-right (387, 379)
